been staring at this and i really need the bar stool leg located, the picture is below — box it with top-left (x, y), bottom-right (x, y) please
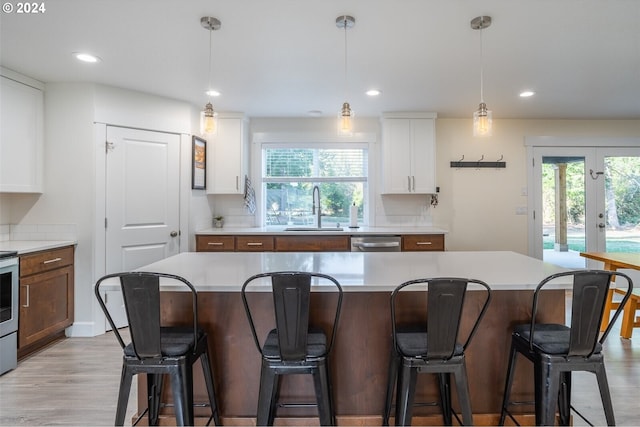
top-left (437, 373), bottom-right (452, 425)
top-left (534, 361), bottom-right (561, 426)
top-left (594, 364), bottom-right (615, 426)
top-left (256, 361), bottom-right (279, 426)
top-left (383, 349), bottom-right (400, 426)
top-left (115, 365), bottom-right (133, 426)
top-left (453, 362), bottom-right (473, 426)
top-left (147, 373), bottom-right (164, 426)
top-left (312, 361), bottom-right (334, 426)
top-left (499, 342), bottom-right (518, 426)
top-left (395, 363), bottom-right (417, 426)
top-left (201, 350), bottom-right (221, 425)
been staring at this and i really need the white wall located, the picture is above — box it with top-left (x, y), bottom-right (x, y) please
top-left (433, 118), bottom-right (640, 252)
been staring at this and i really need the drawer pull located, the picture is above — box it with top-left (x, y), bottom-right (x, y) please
top-left (246, 242), bottom-right (263, 246)
top-left (207, 242), bottom-right (224, 246)
top-left (416, 242), bottom-right (433, 245)
top-left (43, 257), bottom-right (63, 264)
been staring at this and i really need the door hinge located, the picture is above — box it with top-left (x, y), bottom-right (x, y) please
top-left (105, 141), bottom-right (115, 154)
top-left (533, 210), bottom-right (536, 220)
top-left (105, 218), bottom-right (108, 229)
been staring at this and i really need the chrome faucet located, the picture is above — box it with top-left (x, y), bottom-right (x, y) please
top-left (312, 185), bottom-right (321, 228)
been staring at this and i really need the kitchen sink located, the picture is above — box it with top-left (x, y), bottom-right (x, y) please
top-left (284, 227), bottom-right (344, 231)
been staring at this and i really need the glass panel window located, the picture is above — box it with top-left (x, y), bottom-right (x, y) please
top-left (263, 145), bottom-right (367, 227)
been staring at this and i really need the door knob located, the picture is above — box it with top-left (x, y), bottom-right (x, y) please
top-left (598, 223), bottom-right (606, 229)
top-left (170, 231), bottom-right (178, 237)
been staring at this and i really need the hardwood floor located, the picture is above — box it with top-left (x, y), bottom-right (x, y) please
top-left (0, 311), bottom-right (639, 426)
top-left (0, 330), bottom-right (137, 426)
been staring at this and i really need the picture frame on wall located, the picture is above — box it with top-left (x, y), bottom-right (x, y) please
top-left (192, 136), bottom-right (206, 190)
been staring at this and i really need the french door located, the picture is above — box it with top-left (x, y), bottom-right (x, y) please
top-left (529, 142), bottom-right (640, 268)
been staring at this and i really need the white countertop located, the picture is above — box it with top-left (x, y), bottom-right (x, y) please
top-left (197, 226), bottom-right (448, 235)
top-left (120, 251), bottom-right (570, 292)
top-left (0, 240), bottom-right (76, 254)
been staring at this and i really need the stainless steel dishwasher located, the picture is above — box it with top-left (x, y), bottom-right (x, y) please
top-left (350, 235), bottom-right (401, 252)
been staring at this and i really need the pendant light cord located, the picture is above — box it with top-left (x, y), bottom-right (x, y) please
top-left (479, 27), bottom-right (484, 103)
top-left (343, 17), bottom-right (348, 100)
top-left (208, 27), bottom-right (213, 93)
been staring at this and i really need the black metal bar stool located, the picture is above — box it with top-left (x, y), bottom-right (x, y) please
top-left (382, 277), bottom-right (492, 426)
top-left (499, 269), bottom-right (633, 426)
top-left (95, 271), bottom-right (221, 426)
top-left (241, 271), bottom-right (343, 426)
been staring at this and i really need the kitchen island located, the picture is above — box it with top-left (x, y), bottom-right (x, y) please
top-left (126, 251), bottom-right (569, 425)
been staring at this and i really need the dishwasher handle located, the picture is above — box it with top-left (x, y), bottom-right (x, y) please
top-left (352, 241), bottom-right (400, 249)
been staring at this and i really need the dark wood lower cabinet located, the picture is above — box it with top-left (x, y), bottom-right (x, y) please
top-left (18, 246), bottom-right (75, 358)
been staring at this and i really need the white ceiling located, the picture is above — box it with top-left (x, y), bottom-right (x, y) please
top-left (1, 0), bottom-right (639, 120)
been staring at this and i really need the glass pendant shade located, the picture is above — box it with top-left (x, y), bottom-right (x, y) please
top-left (339, 102), bottom-right (354, 135)
top-left (200, 102), bottom-right (217, 135)
top-left (473, 102), bottom-right (492, 137)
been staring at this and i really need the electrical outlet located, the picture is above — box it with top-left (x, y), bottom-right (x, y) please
top-left (521, 187), bottom-right (528, 196)
top-left (515, 207), bottom-right (527, 215)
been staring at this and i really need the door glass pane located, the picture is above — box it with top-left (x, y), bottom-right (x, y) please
top-left (604, 156), bottom-right (640, 253)
top-left (542, 156), bottom-right (587, 268)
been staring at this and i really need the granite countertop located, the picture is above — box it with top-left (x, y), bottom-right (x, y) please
top-left (0, 240), bottom-right (77, 255)
top-left (196, 226), bottom-right (448, 236)
top-left (121, 251), bottom-right (570, 292)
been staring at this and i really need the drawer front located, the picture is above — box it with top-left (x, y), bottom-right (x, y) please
top-left (236, 236), bottom-right (275, 252)
top-left (402, 234), bottom-right (445, 251)
top-left (20, 246), bottom-right (74, 277)
top-left (196, 235), bottom-right (235, 252)
top-left (275, 236), bottom-right (350, 252)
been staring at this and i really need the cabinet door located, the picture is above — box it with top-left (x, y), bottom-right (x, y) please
top-left (0, 75), bottom-right (43, 193)
top-left (402, 234), bottom-right (445, 251)
top-left (19, 265), bottom-right (74, 348)
top-left (207, 117), bottom-right (246, 194)
top-left (196, 235), bottom-right (235, 252)
top-left (382, 117), bottom-right (436, 194)
top-left (382, 119), bottom-right (413, 193)
top-left (410, 119), bottom-right (436, 193)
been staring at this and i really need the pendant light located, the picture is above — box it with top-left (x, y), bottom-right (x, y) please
top-left (471, 16), bottom-right (492, 137)
top-left (200, 16), bottom-right (221, 136)
top-left (336, 15), bottom-right (355, 135)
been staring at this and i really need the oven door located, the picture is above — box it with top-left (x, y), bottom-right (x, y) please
top-left (0, 257), bottom-right (19, 338)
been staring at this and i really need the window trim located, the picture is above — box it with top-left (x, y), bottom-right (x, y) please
top-left (254, 133), bottom-right (375, 227)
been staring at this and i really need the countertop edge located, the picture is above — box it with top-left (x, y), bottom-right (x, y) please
top-left (196, 226), bottom-right (448, 236)
top-left (0, 240), bottom-right (77, 255)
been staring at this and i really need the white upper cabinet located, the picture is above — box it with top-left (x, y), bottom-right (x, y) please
top-left (0, 71), bottom-right (44, 193)
top-left (206, 113), bottom-right (248, 194)
top-left (381, 112), bottom-right (437, 194)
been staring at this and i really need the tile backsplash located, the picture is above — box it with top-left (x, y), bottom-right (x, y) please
top-left (0, 224), bottom-right (77, 241)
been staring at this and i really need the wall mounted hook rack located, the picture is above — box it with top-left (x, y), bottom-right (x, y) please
top-left (450, 154), bottom-right (506, 169)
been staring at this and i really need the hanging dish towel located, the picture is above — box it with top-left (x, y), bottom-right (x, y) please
top-left (244, 175), bottom-right (257, 214)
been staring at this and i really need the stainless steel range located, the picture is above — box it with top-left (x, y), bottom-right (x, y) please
top-left (0, 250), bottom-right (19, 375)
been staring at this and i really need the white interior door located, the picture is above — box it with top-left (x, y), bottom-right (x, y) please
top-left (103, 126), bottom-right (181, 328)
top-left (105, 126), bottom-right (181, 273)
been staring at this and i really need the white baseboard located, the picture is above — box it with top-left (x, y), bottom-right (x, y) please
top-left (65, 321), bottom-right (103, 337)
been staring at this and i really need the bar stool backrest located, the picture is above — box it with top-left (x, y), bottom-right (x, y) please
top-left (530, 269), bottom-right (633, 357)
top-left (95, 271), bottom-right (199, 360)
top-left (426, 279), bottom-right (467, 359)
top-left (391, 277), bottom-right (491, 361)
top-left (272, 273), bottom-right (311, 361)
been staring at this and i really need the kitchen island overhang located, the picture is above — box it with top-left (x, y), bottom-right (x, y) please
top-left (108, 251), bottom-right (570, 425)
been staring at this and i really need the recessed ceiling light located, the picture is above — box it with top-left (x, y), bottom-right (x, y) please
top-left (519, 90), bottom-right (535, 98)
top-left (206, 90), bottom-right (221, 97)
top-left (366, 89), bottom-right (381, 96)
top-left (73, 52), bottom-right (100, 63)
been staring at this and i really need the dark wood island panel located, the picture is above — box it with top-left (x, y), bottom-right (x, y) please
top-left (142, 288), bottom-right (564, 425)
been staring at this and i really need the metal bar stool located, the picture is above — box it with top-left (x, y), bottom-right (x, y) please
top-left (382, 277), bottom-right (492, 426)
top-left (499, 269), bottom-right (633, 426)
top-left (95, 272), bottom-right (221, 426)
top-left (241, 271), bottom-right (343, 426)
